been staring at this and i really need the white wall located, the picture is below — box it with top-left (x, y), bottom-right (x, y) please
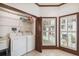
top-left (40, 3), bottom-right (79, 17)
top-left (3, 3), bottom-right (79, 18)
top-left (0, 8), bottom-right (36, 37)
top-left (5, 3), bottom-right (40, 17)
top-left (0, 9), bottom-right (20, 36)
top-left (5, 3), bottom-right (79, 17)
top-left (59, 3), bottom-right (79, 16)
top-left (40, 7), bottom-right (59, 17)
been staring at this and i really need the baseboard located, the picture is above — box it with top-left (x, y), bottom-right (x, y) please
top-left (42, 46), bottom-right (58, 49)
top-left (58, 47), bottom-right (79, 56)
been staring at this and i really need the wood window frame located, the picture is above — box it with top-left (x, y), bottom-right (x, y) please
top-left (41, 17), bottom-right (57, 49)
top-left (59, 12), bottom-right (79, 55)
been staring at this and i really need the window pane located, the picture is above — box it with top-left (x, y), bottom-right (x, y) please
top-left (60, 17), bottom-right (67, 31)
top-left (68, 32), bottom-right (77, 50)
top-left (49, 32), bottom-right (56, 45)
top-left (60, 32), bottom-right (68, 47)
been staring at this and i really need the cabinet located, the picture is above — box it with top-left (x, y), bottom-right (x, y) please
top-left (10, 35), bottom-right (27, 56)
top-left (27, 35), bottom-right (35, 52)
top-left (59, 13), bottom-right (79, 53)
top-left (10, 33), bottom-right (35, 56)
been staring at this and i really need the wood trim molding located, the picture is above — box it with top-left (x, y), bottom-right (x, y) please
top-left (77, 13), bottom-right (79, 53)
top-left (35, 3), bottom-right (40, 6)
top-left (59, 17), bottom-right (60, 47)
top-left (35, 3), bottom-right (66, 7)
top-left (41, 17), bottom-right (57, 18)
top-left (59, 12), bottom-right (79, 17)
top-left (58, 3), bottom-right (66, 6)
top-left (0, 3), bottom-right (37, 18)
top-left (42, 46), bottom-right (58, 49)
top-left (35, 17), bottom-right (42, 52)
top-left (59, 47), bottom-right (79, 55)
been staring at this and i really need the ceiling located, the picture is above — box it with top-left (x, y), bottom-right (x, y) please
top-left (35, 3), bottom-right (66, 7)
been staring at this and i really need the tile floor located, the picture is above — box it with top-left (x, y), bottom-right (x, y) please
top-left (24, 49), bottom-right (76, 56)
